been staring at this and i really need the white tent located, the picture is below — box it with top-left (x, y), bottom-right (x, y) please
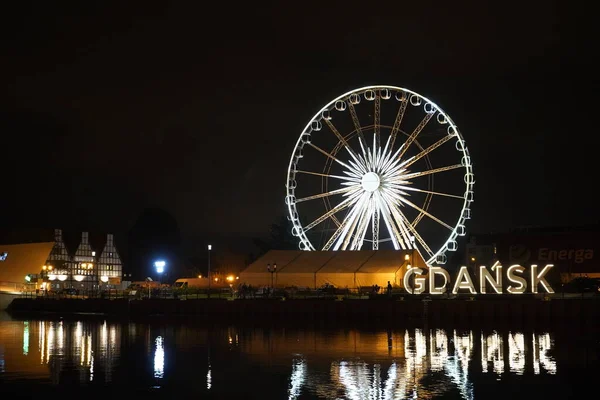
top-left (239, 249), bottom-right (425, 289)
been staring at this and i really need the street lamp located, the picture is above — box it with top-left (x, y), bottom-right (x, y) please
top-left (154, 260), bottom-right (166, 283)
top-left (267, 262), bottom-right (277, 289)
top-left (207, 244), bottom-right (212, 299)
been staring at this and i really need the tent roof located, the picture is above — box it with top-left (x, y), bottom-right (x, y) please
top-left (318, 250), bottom-right (376, 273)
top-left (242, 250), bottom-right (302, 273)
top-left (242, 249), bottom-right (426, 275)
top-left (358, 250), bottom-right (418, 273)
top-left (279, 251), bottom-right (338, 273)
top-left (0, 242), bottom-right (55, 284)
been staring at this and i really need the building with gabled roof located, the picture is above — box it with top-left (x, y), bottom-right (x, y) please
top-left (97, 234), bottom-right (123, 284)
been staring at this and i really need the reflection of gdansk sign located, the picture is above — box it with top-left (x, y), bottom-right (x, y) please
top-left (404, 261), bottom-right (554, 294)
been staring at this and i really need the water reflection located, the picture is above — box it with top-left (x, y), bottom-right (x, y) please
top-left (533, 333), bottom-right (557, 374)
top-left (242, 328), bottom-right (562, 399)
top-left (288, 357), bottom-right (305, 399)
top-left (0, 317), bottom-right (586, 398)
top-left (23, 321), bottom-right (29, 355)
top-left (154, 336), bottom-right (164, 379)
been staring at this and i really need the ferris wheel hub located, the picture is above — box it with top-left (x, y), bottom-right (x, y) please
top-left (361, 172), bottom-right (381, 192)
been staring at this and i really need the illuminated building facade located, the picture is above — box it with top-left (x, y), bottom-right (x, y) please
top-left (1, 228), bottom-right (124, 291)
top-left (466, 224), bottom-right (600, 282)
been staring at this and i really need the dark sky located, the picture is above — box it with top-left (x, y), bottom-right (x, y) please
top-left (1, 1), bottom-right (595, 254)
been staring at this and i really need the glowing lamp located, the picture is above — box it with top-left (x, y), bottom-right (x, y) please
top-left (74, 275), bottom-right (85, 282)
top-left (58, 275), bottom-right (68, 281)
top-left (154, 260), bottom-right (166, 274)
top-left (48, 274), bottom-right (57, 281)
top-left (100, 276), bottom-right (109, 283)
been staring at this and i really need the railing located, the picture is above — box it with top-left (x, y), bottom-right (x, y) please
top-left (0, 281), bottom-right (23, 293)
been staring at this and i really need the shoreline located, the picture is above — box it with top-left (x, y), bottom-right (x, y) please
top-left (6, 297), bottom-right (600, 327)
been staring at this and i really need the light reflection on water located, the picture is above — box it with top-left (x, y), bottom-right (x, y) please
top-left (0, 314), bottom-right (594, 398)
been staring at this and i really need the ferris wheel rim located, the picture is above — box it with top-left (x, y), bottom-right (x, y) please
top-left (285, 85), bottom-right (474, 266)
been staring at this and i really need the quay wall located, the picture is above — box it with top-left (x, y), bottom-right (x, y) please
top-left (7, 297), bottom-right (600, 325)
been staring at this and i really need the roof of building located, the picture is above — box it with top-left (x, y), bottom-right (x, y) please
top-left (0, 242), bottom-right (55, 285)
top-left (241, 249), bottom-right (425, 275)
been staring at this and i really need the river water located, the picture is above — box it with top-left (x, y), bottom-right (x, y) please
top-left (0, 312), bottom-right (598, 399)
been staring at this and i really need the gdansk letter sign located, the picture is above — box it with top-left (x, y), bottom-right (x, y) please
top-left (403, 261), bottom-right (554, 295)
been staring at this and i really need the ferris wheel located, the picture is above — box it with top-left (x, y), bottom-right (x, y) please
top-left (285, 85), bottom-right (474, 265)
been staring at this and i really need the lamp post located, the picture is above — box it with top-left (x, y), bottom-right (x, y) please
top-left (154, 260), bottom-right (166, 298)
top-left (267, 262), bottom-right (277, 289)
top-left (207, 244), bottom-right (212, 299)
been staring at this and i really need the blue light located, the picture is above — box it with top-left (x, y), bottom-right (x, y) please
top-left (154, 260), bottom-right (166, 274)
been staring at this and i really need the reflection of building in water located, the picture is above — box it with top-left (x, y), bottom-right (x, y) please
top-left (0, 319), bottom-right (121, 384)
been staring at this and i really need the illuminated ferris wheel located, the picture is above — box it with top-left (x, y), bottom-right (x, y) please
top-left (285, 85), bottom-right (474, 265)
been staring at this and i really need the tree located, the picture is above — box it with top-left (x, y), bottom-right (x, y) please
top-left (126, 207), bottom-right (182, 281)
top-left (251, 215), bottom-right (298, 261)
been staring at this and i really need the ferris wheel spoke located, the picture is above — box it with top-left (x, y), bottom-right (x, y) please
top-left (384, 161), bottom-right (409, 178)
top-left (296, 187), bottom-right (357, 203)
top-left (380, 190), bottom-right (416, 249)
top-left (401, 164), bottom-right (462, 180)
top-left (307, 143), bottom-right (362, 175)
top-left (392, 204), bottom-right (436, 259)
top-left (349, 196), bottom-right (373, 250)
top-left (398, 196), bottom-right (453, 230)
top-left (347, 102), bottom-right (369, 159)
top-left (347, 154), bottom-right (368, 176)
top-left (339, 194), bottom-right (371, 250)
top-left (324, 119), bottom-right (363, 167)
top-left (296, 170), bottom-right (361, 182)
top-left (322, 201), bottom-right (359, 251)
top-left (380, 186), bottom-right (408, 201)
top-left (388, 96), bottom-right (409, 150)
top-left (374, 94), bottom-right (381, 148)
top-left (304, 192), bottom-right (361, 232)
top-left (371, 205), bottom-right (380, 250)
top-left (401, 134), bottom-right (454, 169)
top-left (380, 143), bottom-right (406, 175)
top-left (397, 111), bottom-right (435, 161)
top-left (330, 193), bottom-right (369, 251)
top-left (374, 192), bottom-right (404, 250)
top-left (392, 186), bottom-right (464, 199)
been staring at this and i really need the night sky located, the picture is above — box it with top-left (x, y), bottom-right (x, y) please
top-left (1, 2), bottom-right (595, 256)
